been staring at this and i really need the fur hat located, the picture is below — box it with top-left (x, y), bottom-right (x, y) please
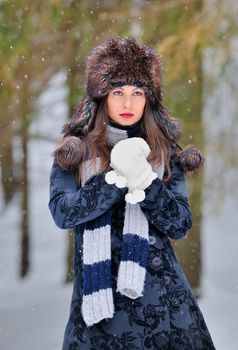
top-left (58, 37), bottom-right (204, 174)
top-left (63, 37), bottom-right (180, 142)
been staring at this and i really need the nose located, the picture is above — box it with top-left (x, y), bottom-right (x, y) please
top-left (123, 95), bottom-right (132, 109)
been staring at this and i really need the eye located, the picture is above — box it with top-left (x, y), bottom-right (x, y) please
top-left (113, 90), bottom-right (123, 96)
top-left (133, 91), bottom-right (143, 96)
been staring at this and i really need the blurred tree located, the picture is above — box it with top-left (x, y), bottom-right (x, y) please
top-left (0, 0), bottom-right (236, 285)
top-left (0, 0), bottom-right (70, 277)
top-left (139, 0), bottom-right (208, 293)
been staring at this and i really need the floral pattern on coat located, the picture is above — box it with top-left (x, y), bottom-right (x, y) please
top-left (48, 156), bottom-right (216, 350)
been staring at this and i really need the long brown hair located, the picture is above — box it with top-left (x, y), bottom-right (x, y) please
top-left (76, 94), bottom-right (173, 183)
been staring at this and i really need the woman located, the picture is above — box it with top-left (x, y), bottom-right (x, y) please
top-left (49, 38), bottom-right (216, 349)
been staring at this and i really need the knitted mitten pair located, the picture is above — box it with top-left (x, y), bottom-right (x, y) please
top-left (105, 137), bottom-right (164, 204)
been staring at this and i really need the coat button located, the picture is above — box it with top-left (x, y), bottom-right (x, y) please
top-left (148, 235), bottom-right (156, 245)
top-left (171, 297), bottom-right (179, 307)
top-left (164, 276), bottom-right (172, 286)
top-left (152, 256), bottom-right (161, 267)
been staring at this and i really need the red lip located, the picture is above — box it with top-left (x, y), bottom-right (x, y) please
top-left (119, 113), bottom-right (134, 118)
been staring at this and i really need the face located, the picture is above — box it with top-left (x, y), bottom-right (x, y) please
top-left (106, 85), bottom-right (146, 126)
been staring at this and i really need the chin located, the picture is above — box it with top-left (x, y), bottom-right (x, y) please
top-left (118, 118), bottom-right (138, 126)
top-left (120, 120), bottom-right (134, 125)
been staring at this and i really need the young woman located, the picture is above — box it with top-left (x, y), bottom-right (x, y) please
top-left (49, 38), bottom-right (216, 349)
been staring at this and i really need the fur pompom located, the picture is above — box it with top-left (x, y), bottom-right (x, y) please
top-left (177, 144), bottom-right (204, 175)
top-left (105, 170), bottom-right (128, 188)
top-left (53, 136), bottom-right (83, 170)
top-left (105, 170), bottom-right (117, 184)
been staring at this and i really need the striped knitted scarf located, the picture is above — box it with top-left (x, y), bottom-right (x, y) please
top-left (80, 120), bottom-right (164, 327)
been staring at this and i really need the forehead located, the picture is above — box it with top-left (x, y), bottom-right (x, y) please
top-left (112, 85), bottom-right (144, 91)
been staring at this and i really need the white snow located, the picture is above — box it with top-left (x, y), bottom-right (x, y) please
top-left (1, 30), bottom-right (238, 349)
top-left (0, 70), bottom-right (72, 350)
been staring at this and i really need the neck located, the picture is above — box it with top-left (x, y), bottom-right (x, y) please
top-left (107, 118), bottom-right (143, 146)
top-left (108, 118), bottom-right (143, 130)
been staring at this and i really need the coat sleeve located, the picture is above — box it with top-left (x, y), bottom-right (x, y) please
top-left (139, 158), bottom-right (193, 240)
top-left (48, 161), bottom-right (127, 229)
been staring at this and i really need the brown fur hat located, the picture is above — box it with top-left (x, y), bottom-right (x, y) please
top-left (59, 37), bottom-right (204, 174)
top-left (63, 37), bottom-right (180, 142)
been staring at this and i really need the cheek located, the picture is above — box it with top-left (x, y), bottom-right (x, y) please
top-left (137, 99), bottom-right (146, 113)
top-left (110, 100), bottom-right (120, 112)
top-left (107, 99), bottom-right (118, 116)
top-left (106, 100), bottom-right (113, 113)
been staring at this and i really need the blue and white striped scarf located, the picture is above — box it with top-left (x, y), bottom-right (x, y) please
top-left (80, 122), bottom-right (164, 327)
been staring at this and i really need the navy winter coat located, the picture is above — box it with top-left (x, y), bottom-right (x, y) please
top-left (48, 155), bottom-right (215, 350)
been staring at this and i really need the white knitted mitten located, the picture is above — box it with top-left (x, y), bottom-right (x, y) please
top-left (105, 137), bottom-right (160, 204)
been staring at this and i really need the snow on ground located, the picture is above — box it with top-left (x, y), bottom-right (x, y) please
top-left (1, 69), bottom-right (238, 350)
top-left (0, 71), bottom-right (72, 350)
top-left (2, 142), bottom-right (238, 350)
top-left (0, 142), bottom-right (72, 350)
top-left (199, 195), bottom-right (238, 349)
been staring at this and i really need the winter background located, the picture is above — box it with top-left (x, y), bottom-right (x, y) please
top-left (1, 1), bottom-right (238, 350)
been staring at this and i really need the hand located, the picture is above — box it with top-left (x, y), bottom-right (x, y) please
top-left (105, 138), bottom-right (159, 204)
top-left (111, 137), bottom-right (156, 187)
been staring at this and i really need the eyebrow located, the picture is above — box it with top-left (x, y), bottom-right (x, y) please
top-left (114, 87), bottom-right (143, 91)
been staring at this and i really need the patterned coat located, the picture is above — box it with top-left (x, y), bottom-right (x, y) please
top-left (48, 154), bottom-right (216, 350)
